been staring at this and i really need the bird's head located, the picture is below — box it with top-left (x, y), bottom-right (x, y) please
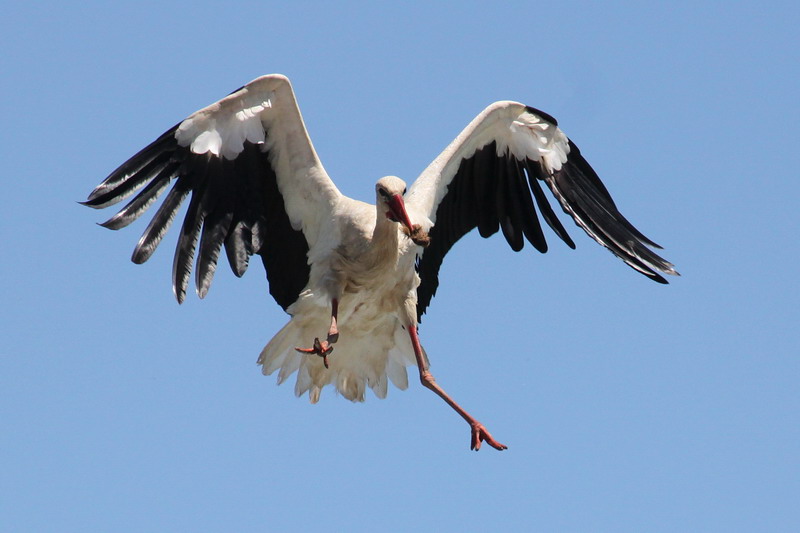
top-left (375, 176), bottom-right (430, 247)
top-left (375, 176), bottom-right (412, 230)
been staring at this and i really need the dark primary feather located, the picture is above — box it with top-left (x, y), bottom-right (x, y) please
top-left (538, 140), bottom-right (675, 283)
top-left (513, 159), bottom-right (547, 253)
top-left (98, 166), bottom-right (174, 230)
top-left (84, 125), bottom-right (310, 311)
top-left (83, 127), bottom-right (181, 209)
top-left (415, 138), bottom-right (677, 321)
top-left (415, 142), bottom-right (570, 321)
top-left (524, 158), bottom-right (575, 249)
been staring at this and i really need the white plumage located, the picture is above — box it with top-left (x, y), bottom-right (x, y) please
top-left (85, 74), bottom-right (677, 450)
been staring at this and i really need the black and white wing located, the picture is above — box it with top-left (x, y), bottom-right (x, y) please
top-left (83, 74), bottom-right (341, 309)
top-left (406, 101), bottom-right (678, 320)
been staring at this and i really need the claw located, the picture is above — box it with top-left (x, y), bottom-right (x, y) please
top-left (295, 337), bottom-right (334, 368)
top-left (470, 422), bottom-right (508, 451)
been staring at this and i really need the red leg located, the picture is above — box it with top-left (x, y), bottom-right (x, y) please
top-left (295, 299), bottom-right (340, 368)
top-left (327, 298), bottom-right (339, 342)
top-left (407, 325), bottom-right (507, 451)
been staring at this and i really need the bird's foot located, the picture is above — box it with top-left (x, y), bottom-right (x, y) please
top-left (470, 422), bottom-right (508, 451)
top-left (295, 337), bottom-right (334, 369)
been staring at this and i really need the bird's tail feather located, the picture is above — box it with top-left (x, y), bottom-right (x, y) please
top-left (257, 319), bottom-right (417, 403)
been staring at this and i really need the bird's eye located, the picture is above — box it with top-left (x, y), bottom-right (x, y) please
top-left (403, 188), bottom-right (407, 195)
top-left (378, 188), bottom-right (389, 198)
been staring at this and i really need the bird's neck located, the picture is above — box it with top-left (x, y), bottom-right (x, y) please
top-left (370, 213), bottom-right (402, 260)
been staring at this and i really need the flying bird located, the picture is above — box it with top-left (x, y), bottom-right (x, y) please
top-left (83, 74), bottom-right (678, 451)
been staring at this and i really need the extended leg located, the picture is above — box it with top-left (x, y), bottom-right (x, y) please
top-left (407, 325), bottom-right (507, 451)
top-left (327, 298), bottom-right (339, 342)
top-left (295, 298), bottom-right (340, 368)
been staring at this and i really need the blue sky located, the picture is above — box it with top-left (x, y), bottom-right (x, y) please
top-left (2, 2), bottom-right (798, 531)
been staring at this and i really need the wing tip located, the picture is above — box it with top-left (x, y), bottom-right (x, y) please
top-left (79, 198), bottom-right (99, 209)
top-left (172, 283), bottom-right (186, 304)
top-left (131, 241), bottom-right (153, 264)
top-left (83, 183), bottom-right (114, 205)
top-left (98, 213), bottom-right (127, 230)
top-left (652, 273), bottom-right (669, 284)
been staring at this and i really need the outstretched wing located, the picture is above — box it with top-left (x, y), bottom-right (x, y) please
top-left (83, 74), bottom-right (341, 309)
top-left (406, 101), bottom-right (678, 320)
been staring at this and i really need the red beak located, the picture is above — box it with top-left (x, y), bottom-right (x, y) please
top-left (386, 194), bottom-right (414, 231)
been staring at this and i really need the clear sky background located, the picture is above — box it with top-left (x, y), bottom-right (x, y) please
top-left (2, 2), bottom-right (798, 532)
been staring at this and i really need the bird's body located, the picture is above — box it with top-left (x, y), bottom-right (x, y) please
top-left (260, 190), bottom-right (422, 403)
top-left (84, 74), bottom-right (677, 450)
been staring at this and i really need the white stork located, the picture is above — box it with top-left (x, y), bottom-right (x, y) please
top-left (84, 74), bottom-right (678, 451)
